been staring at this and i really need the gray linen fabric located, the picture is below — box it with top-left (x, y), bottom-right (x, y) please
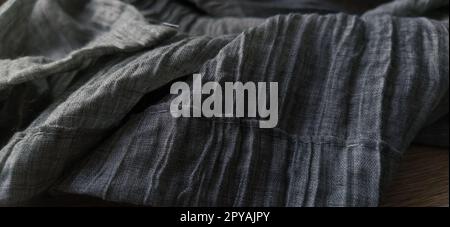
top-left (0, 0), bottom-right (448, 206)
top-left (365, 0), bottom-right (449, 17)
top-left (184, 0), bottom-right (392, 16)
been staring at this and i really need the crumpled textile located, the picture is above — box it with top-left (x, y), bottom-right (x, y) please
top-left (0, 0), bottom-right (448, 206)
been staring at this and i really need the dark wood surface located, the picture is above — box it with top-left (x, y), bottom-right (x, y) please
top-left (382, 146), bottom-right (449, 207)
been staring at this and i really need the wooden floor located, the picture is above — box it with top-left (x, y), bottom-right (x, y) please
top-left (381, 146), bottom-right (449, 207)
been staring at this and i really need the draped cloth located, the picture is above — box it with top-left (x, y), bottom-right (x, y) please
top-left (0, 0), bottom-right (448, 206)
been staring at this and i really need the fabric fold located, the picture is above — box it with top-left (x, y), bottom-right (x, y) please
top-left (0, 0), bottom-right (448, 206)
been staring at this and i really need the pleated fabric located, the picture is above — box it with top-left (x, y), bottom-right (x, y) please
top-left (0, 0), bottom-right (448, 206)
